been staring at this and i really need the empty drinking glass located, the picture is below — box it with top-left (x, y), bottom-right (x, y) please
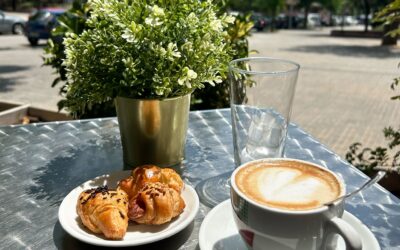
top-left (230, 57), bottom-right (299, 166)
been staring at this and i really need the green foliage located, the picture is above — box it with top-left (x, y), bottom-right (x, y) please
top-left (346, 126), bottom-right (400, 175)
top-left (43, 0), bottom-right (102, 117)
top-left (62, 0), bottom-right (233, 117)
top-left (321, 0), bottom-right (345, 14)
top-left (346, 0), bottom-right (400, 175)
top-left (252, 0), bottom-right (284, 15)
top-left (191, 13), bottom-right (254, 110)
top-left (391, 75), bottom-right (400, 100)
top-left (374, 0), bottom-right (400, 38)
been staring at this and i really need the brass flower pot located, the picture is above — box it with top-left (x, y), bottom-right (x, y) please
top-left (115, 94), bottom-right (190, 169)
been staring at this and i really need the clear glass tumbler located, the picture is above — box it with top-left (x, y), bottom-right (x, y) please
top-left (230, 57), bottom-right (299, 167)
top-left (196, 57), bottom-right (299, 207)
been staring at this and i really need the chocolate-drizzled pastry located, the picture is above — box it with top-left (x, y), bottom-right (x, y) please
top-left (76, 186), bottom-right (129, 240)
top-left (118, 165), bottom-right (184, 199)
top-left (128, 182), bottom-right (185, 225)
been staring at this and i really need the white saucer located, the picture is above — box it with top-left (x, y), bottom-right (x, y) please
top-left (199, 200), bottom-right (380, 250)
top-left (58, 171), bottom-right (199, 247)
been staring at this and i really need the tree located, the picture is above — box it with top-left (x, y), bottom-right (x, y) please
top-left (227, 0), bottom-right (253, 12)
top-left (299, 0), bottom-right (313, 28)
top-left (322, 0), bottom-right (344, 14)
top-left (345, 0), bottom-right (390, 32)
top-left (252, 0), bottom-right (285, 31)
top-left (12, 0), bottom-right (17, 11)
top-left (374, 0), bottom-right (400, 45)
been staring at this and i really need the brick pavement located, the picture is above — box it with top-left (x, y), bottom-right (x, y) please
top-left (249, 28), bottom-right (400, 158)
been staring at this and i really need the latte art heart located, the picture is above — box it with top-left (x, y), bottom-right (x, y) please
top-left (235, 161), bottom-right (342, 210)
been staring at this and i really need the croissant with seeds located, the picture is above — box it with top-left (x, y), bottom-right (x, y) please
top-left (118, 165), bottom-right (184, 199)
top-left (128, 182), bottom-right (185, 225)
top-left (76, 186), bottom-right (129, 240)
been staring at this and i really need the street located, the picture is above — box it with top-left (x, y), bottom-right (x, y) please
top-left (0, 28), bottom-right (399, 158)
top-left (0, 34), bottom-right (60, 111)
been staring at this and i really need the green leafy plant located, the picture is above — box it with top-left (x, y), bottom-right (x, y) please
top-left (62, 0), bottom-right (233, 117)
top-left (374, 0), bottom-right (400, 38)
top-left (346, 1), bottom-right (400, 178)
top-left (191, 12), bottom-right (254, 110)
top-left (43, 0), bottom-right (115, 118)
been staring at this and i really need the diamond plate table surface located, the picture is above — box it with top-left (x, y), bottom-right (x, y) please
top-left (0, 109), bottom-right (399, 250)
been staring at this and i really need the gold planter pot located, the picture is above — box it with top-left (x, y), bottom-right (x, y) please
top-left (115, 94), bottom-right (190, 169)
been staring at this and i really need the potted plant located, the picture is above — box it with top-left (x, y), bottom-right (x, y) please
top-left (62, 0), bottom-right (233, 168)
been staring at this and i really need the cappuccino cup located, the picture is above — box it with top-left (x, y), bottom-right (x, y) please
top-left (230, 158), bottom-right (362, 250)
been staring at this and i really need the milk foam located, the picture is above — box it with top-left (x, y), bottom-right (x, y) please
top-left (236, 161), bottom-right (341, 210)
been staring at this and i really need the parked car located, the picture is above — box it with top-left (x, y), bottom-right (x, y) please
top-left (0, 10), bottom-right (25, 34)
top-left (275, 14), bottom-right (301, 29)
top-left (307, 13), bottom-right (322, 28)
top-left (24, 8), bottom-right (65, 46)
top-left (332, 15), bottom-right (358, 26)
top-left (251, 13), bottom-right (268, 31)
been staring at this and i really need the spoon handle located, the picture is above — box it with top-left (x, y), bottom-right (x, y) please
top-left (326, 171), bottom-right (386, 205)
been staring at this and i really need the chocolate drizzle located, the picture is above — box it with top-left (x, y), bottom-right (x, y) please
top-left (81, 185), bottom-right (109, 205)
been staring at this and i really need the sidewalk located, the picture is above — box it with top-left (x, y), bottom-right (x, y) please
top-left (249, 27), bottom-right (400, 158)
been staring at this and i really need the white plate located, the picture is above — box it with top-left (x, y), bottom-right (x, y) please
top-left (199, 200), bottom-right (380, 250)
top-left (58, 171), bottom-right (199, 247)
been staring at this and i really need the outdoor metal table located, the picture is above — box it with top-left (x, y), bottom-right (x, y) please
top-left (0, 109), bottom-right (399, 249)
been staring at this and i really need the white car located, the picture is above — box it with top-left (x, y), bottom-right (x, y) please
top-left (0, 10), bottom-right (25, 34)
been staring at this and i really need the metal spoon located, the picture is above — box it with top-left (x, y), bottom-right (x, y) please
top-left (325, 170), bottom-right (386, 206)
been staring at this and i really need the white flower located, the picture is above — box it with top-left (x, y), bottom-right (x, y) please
top-left (224, 15), bottom-right (235, 24)
top-left (178, 67), bottom-right (197, 88)
top-left (205, 76), bottom-right (223, 86)
top-left (187, 12), bottom-right (198, 26)
top-left (152, 5), bottom-right (165, 17)
top-left (181, 41), bottom-right (193, 52)
top-left (145, 16), bottom-right (163, 26)
top-left (159, 47), bottom-right (167, 56)
top-left (210, 20), bottom-right (222, 31)
top-left (122, 29), bottom-right (136, 43)
top-left (167, 42), bottom-right (181, 59)
top-left (145, 5), bottom-right (165, 26)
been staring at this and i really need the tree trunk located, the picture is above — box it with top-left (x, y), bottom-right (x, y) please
top-left (382, 22), bottom-right (399, 46)
top-left (363, 0), bottom-right (370, 32)
top-left (270, 9), bottom-right (276, 32)
top-left (303, 5), bottom-right (310, 29)
top-left (12, 0), bottom-right (17, 11)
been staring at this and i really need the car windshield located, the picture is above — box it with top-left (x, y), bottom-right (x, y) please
top-left (29, 10), bottom-right (51, 21)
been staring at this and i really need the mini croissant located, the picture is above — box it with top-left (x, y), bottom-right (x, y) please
top-left (77, 186), bottom-right (129, 240)
top-left (128, 182), bottom-right (185, 225)
top-left (118, 165), bottom-right (184, 199)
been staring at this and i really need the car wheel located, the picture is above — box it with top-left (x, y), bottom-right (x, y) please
top-left (12, 23), bottom-right (24, 35)
top-left (28, 38), bottom-right (39, 46)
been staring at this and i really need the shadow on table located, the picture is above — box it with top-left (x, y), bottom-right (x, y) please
top-left (53, 220), bottom-right (195, 249)
top-left (285, 44), bottom-right (400, 58)
top-left (346, 202), bottom-right (400, 248)
top-left (27, 138), bottom-right (123, 206)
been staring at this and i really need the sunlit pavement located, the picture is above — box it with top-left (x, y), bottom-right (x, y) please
top-left (250, 27), bottom-right (400, 158)
top-left (0, 34), bottom-right (61, 111)
top-left (0, 27), bottom-right (399, 159)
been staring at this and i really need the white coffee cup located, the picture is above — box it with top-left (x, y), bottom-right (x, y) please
top-left (230, 158), bottom-right (362, 250)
